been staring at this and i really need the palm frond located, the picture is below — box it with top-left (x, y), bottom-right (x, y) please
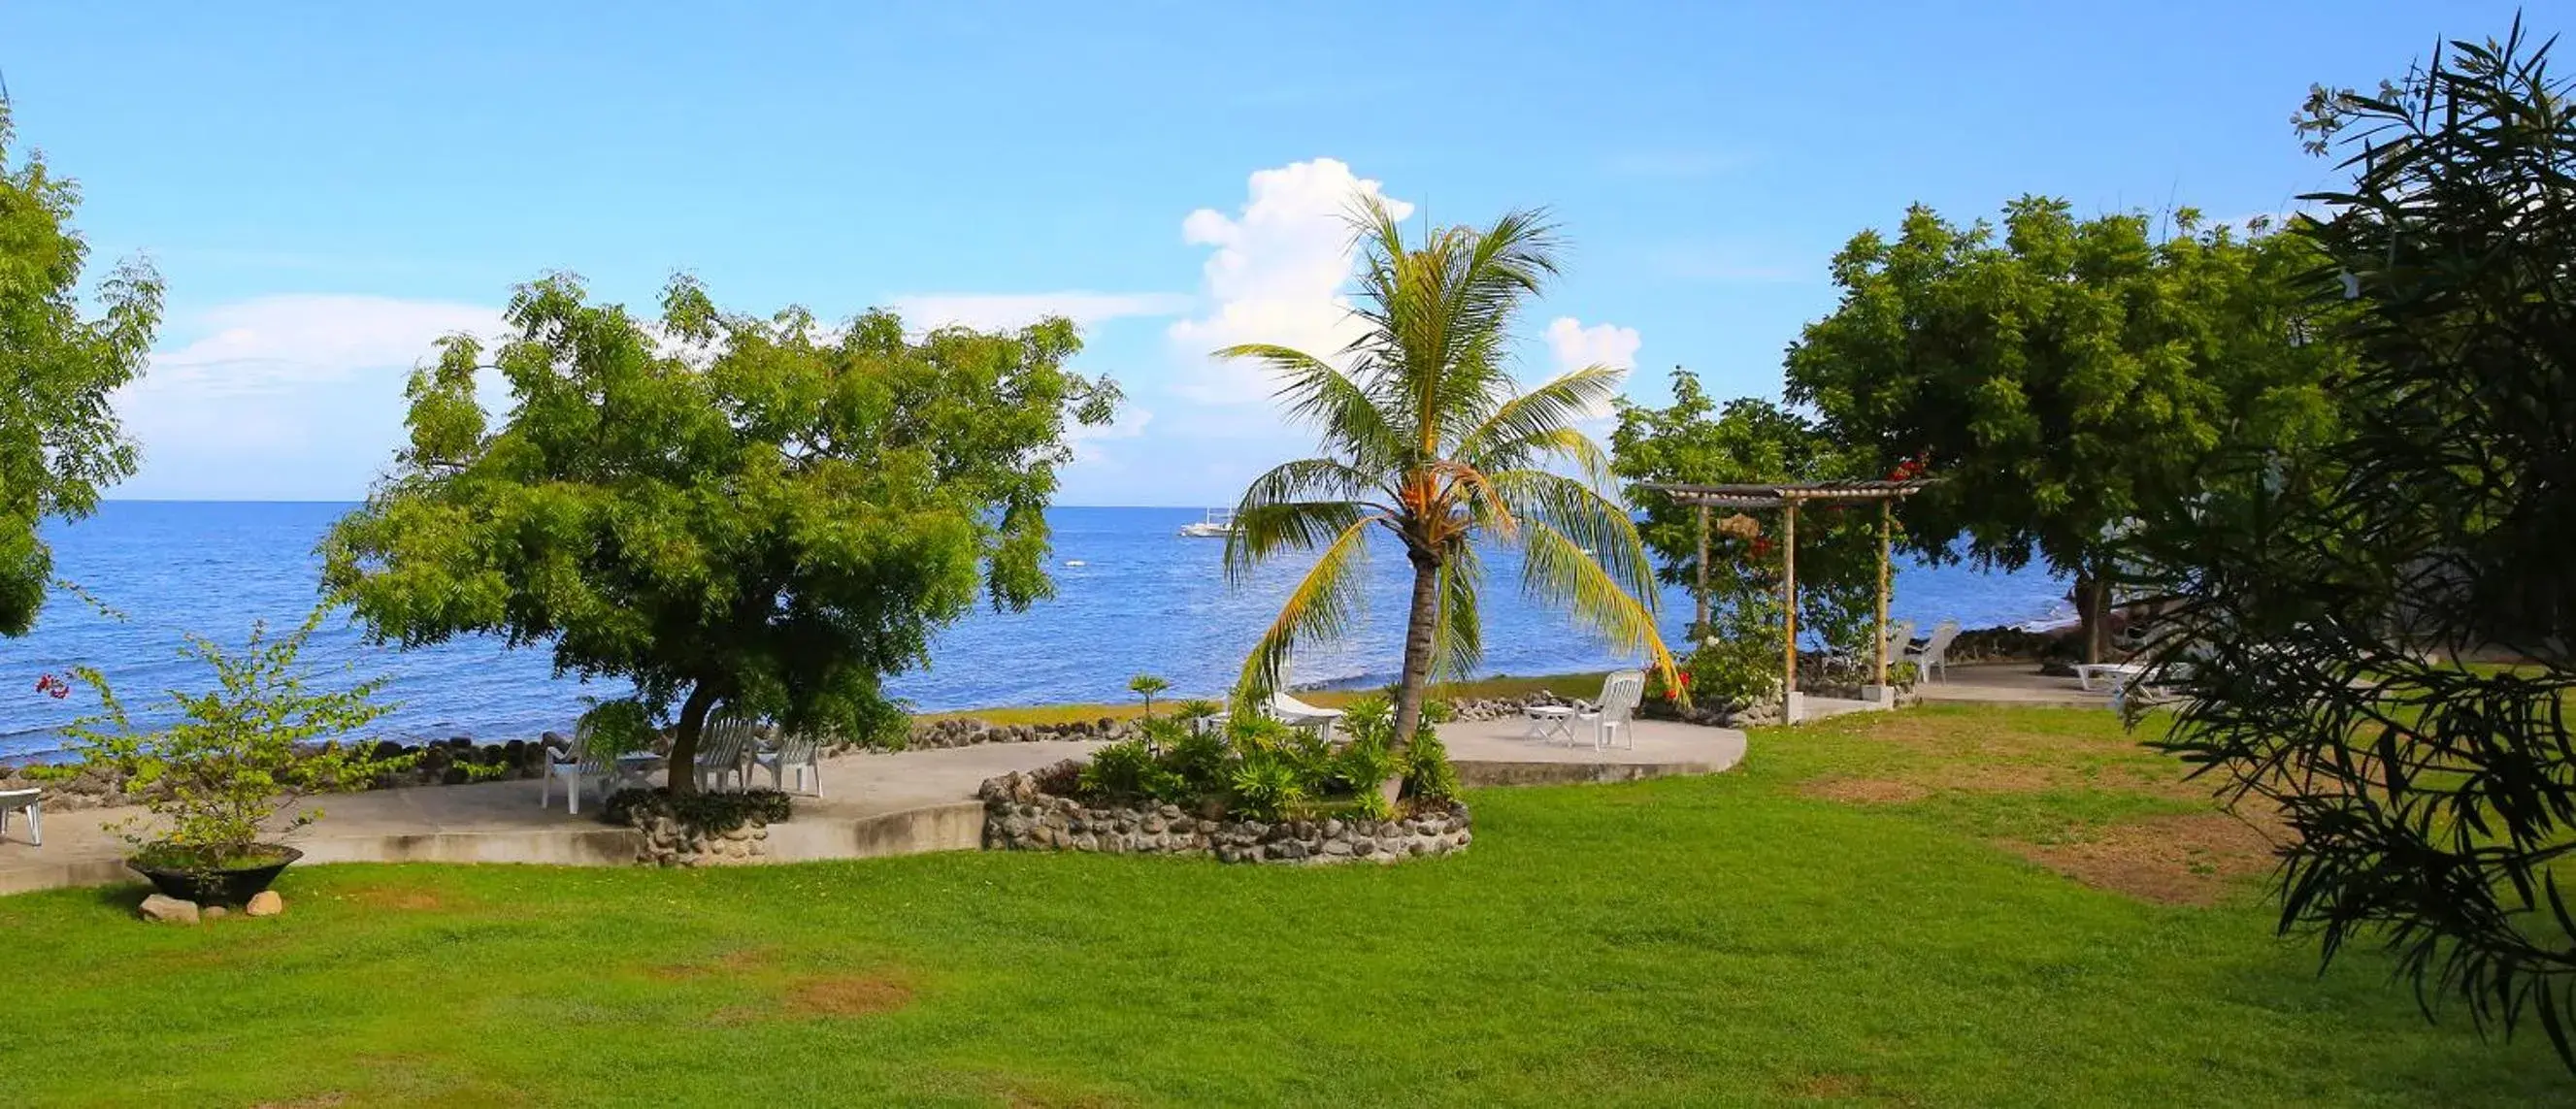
top-left (1222, 462), bottom-right (1372, 584)
top-left (1459, 364), bottom-right (1625, 476)
top-left (1518, 516), bottom-right (1679, 690)
top-left (1435, 539), bottom-right (1485, 685)
top-left (1490, 468), bottom-right (1660, 609)
top-left (1234, 515), bottom-right (1375, 706)
top-left (1212, 342), bottom-right (1410, 471)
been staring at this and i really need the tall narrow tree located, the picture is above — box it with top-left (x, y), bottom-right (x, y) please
top-left (0, 104), bottom-right (163, 636)
top-left (1218, 199), bottom-right (1676, 751)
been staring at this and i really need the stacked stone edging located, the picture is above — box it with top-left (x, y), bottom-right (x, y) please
top-left (976, 763), bottom-right (1471, 865)
top-left (629, 813), bottom-right (773, 867)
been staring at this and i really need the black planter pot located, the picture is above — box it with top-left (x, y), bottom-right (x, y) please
top-left (128, 846), bottom-right (303, 906)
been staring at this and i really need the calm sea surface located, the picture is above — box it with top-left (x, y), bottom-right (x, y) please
top-left (0, 503), bottom-right (2068, 762)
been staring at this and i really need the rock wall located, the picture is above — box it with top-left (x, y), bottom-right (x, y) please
top-left (630, 813), bottom-right (772, 867)
top-left (976, 766), bottom-right (1471, 865)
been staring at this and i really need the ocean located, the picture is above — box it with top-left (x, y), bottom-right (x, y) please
top-left (0, 503), bottom-right (2068, 763)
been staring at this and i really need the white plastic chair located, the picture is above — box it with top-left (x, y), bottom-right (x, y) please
top-left (0, 787), bottom-right (41, 846)
top-left (541, 725), bottom-right (615, 815)
top-left (753, 731), bottom-right (823, 796)
top-left (694, 712), bottom-right (759, 792)
top-left (1903, 619), bottom-right (1963, 682)
top-left (1576, 670), bottom-right (1646, 751)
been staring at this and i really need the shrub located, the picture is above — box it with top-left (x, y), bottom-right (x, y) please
top-left (602, 787), bottom-right (791, 832)
top-left (1402, 728), bottom-right (1463, 800)
top-left (1652, 630), bottom-right (1780, 709)
top-left (1227, 752), bottom-right (1305, 821)
top-left (1172, 698), bottom-right (1222, 721)
top-left (60, 605), bottom-right (410, 872)
top-left (1077, 738), bottom-right (1155, 799)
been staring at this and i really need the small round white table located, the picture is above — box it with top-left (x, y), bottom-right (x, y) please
top-left (1521, 704), bottom-right (1576, 744)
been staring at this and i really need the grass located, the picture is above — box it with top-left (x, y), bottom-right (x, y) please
top-left (1, 704), bottom-right (2566, 1106)
top-left (918, 670), bottom-right (1612, 726)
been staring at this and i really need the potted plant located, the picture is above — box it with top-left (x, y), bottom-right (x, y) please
top-left (56, 605), bottom-right (406, 906)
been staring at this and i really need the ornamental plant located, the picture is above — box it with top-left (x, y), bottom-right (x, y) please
top-left (58, 605), bottom-right (410, 871)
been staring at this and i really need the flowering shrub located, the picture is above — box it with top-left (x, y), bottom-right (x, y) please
top-left (1065, 695), bottom-right (1458, 821)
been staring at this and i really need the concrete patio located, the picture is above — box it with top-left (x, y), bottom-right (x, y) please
top-left (0, 718), bottom-right (1750, 896)
top-left (1915, 662), bottom-right (2117, 709)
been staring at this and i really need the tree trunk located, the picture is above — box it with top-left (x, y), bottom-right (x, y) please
top-left (664, 681), bottom-right (721, 797)
top-left (1390, 549), bottom-right (1444, 757)
top-left (2074, 573), bottom-right (2112, 666)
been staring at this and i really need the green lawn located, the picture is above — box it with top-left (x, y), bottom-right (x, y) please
top-left (2, 705), bottom-right (2563, 1106)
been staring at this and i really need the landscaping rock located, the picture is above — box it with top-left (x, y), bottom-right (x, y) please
top-left (978, 772), bottom-right (1472, 866)
top-left (202, 905), bottom-right (229, 921)
top-left (138, 894), bottom-right (200, 925)
top-left (246, 891), bottom-right (284, 918)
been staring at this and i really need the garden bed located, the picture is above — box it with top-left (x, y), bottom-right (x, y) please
top-left (977, 762), bottom-right (1471, 864)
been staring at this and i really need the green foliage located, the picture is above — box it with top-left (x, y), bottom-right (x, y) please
top-left (575, 698), bottom-right (659, 758)
top-left (0, 105), bottom-right (164, 636)
top-left (1399, 728), bottom-right (1462, 801)
top-left (2135, 21), bottom-right (2576, 1068)
top-left (1214, 198), bottom-right (1674, 746)
top-left (1225, 752), bottom-right (1306, 822)
top-left (1651, 615), bottom-right (1784, 709)
top-left (1172, 698), bottom-right (1221, 721)
top-left (1126, 672), bottom-right (1171, 716)
top-left (58, 605), bottom-right (408, 870)
top-left (601, 787), bottom-right (792, 832)
top-left (319, 274), bottom-right (1116, 793)
top-left (1783, 192), bottom-right (2351, 660)
top-left (1076, 737), bottom-right (1157, 799)
top-left (1610, 370), bottom-right (1881, 654)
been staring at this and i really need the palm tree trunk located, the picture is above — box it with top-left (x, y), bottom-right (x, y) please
top-left (2074, 573), bottom-right (2112, 666)
top-left (1390, 549), bottom-right (1443, 755)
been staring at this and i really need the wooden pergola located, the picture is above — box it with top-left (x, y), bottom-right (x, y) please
top-left (1639, 478), bottom-right (1937, 717)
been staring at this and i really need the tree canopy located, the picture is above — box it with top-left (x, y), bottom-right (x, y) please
top-left (322, 275), bottom-right (1117, 791)
top-left (1216, 198), bottom-right (1674, 751)
top-left (2136, 20), bottom-right (2576, 1065)
top-left (1783, 198), bottom-right (2347, 660)
top-left (1610, 368), bottom-right (1883, 653)
top-left (0, 104), bottom-right (163, 636)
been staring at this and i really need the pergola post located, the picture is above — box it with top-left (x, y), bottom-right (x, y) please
top-left (1874, 500), bottom-right (1892, 689)
top-left (1694, 504), bottom-right (1710, 639)
top-left (1781, 499), bottom-right (1799, 715)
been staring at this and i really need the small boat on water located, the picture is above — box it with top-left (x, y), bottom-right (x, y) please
top-left (1178, 508), bottom-right (1237, 538)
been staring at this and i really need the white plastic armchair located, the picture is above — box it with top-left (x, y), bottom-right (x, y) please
top-left (694, 712), bottom-right (759, 792)
top-left (1577, 670), bottom-right (1646, 751)
top-left (541, 725), bottom-right (611, 816)
top-left (1903, 619), bottom-right (1963, 682)
top-left (753, 731), bottom-right (823, 796)
top-left (0, 787), bottom-right (40, 846)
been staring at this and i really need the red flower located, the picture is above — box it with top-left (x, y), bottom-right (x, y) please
top-left (33, 673), bottom-right (69, 700)
top-left (1678, 671), bottom-right (1693, 685)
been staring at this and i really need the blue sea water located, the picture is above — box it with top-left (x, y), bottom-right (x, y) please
top-left (0, 503), bottom-right (2069, 763)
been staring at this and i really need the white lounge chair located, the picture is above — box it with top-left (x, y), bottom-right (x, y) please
top-left (1267, 692), bottom-right (1344, 740)
top-left (752, 731), bottom-right (823, 796)
top-left (1574, 670), bottom-right (1646, 750)
top-left (0, 787), bottom-right (40, 846)
top-left (694, 712), bottom-right (760, 792)
top-left (1903, 619), bottom-right (1963, 682)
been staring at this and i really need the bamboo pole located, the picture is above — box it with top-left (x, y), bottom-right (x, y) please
top-left (1782, 500), bottom-right (1800, 705)
top-left (1694, 504), bottom-right (1710, 638)
top-left (1874, 500), bottom-right (1892, 689)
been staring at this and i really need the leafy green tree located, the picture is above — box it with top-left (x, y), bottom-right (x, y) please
top-left (1784, 199), bottom-right (2346, 662)
top-left (0, 104), bottom-right (163, 636)
top-left (1217, 198), bottom-right (1675, 753)
top-left (1610, 368), bottom-right (1882, 652)
top-left (2138, 21), bottom-right (2576, 1065)
top-left (322, 275), bottom-right (1117, 794)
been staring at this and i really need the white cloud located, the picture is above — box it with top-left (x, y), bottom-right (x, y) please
top-left (1064, 406), bottom-right (1153, 465)
top-left (141, 295), bottom-right (502, 399)
top-left (1542, 316), bottom-right (1642, 427)
top-left (113, 295), bottom-right (504, 497)
top-left (1167, 158), bottom-right (1413, 404)
top-left (886, 291), bottom-right (1192, 332)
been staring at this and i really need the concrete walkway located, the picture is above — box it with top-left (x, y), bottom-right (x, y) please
top-left (0, 720), bottom-right (1749, 896)
top-left (1916, 662), bottom-right (2115, 709)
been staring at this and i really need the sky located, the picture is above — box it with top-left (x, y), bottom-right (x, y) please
top-left (1, 1), bottom-right (2547, 506)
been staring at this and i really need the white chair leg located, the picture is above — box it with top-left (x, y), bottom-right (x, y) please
top-left (1, 807), bottom-right (10, 843)
top-left (540, 771), bottom-right (552, 809)
top-left (24, 802), bottom-right (35, 847)
top-left (569, 775), bottom-right (582, 817)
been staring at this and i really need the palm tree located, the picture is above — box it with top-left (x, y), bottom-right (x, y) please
top-left (1218, 197), bottom-right (1677, 752)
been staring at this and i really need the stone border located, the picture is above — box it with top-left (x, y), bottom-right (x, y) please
top-left (976, 767), bottom-right (1471, 864)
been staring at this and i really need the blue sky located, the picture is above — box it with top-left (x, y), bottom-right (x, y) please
top-left (2, 1), bottom-right (2538, 505)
